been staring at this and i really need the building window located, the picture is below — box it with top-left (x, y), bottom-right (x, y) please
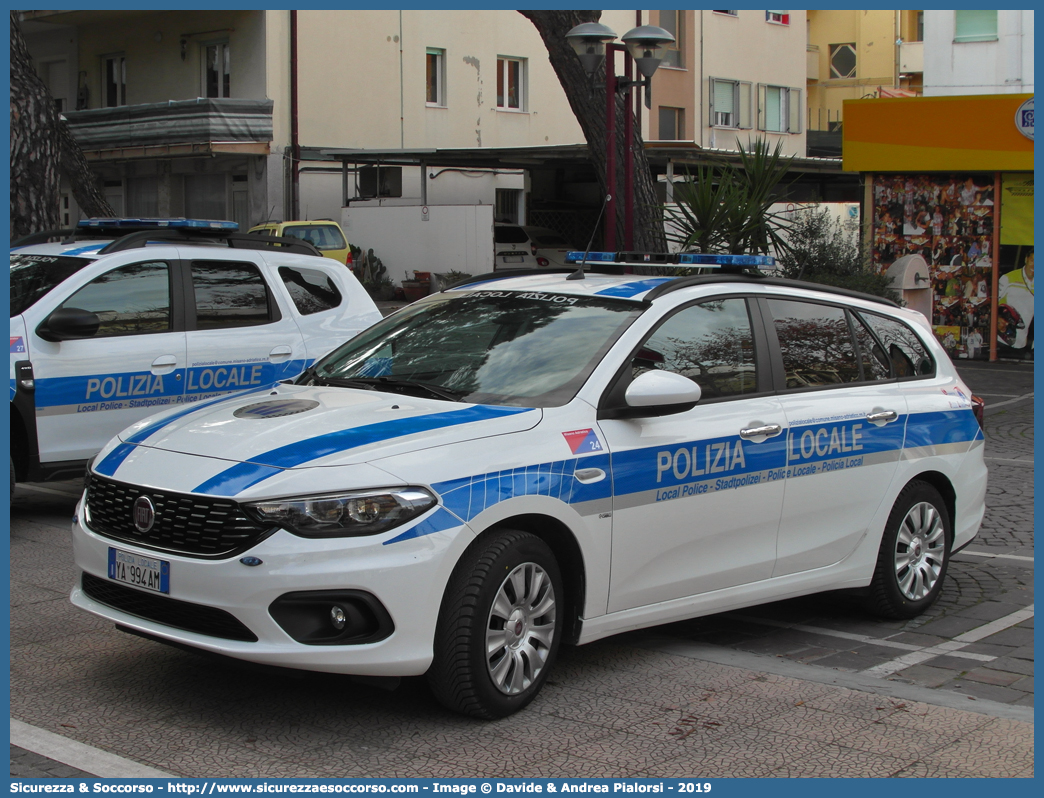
top-left (426, 48), bottom-right (445, 106)
top-left (102, 54), bottom-right (126, 107)
top-left (915, 11), bottom-right (925, 42)
top-left (829, 43), bottom-right (857, 79)
top-left (954, 10), bottom-right (997, 43)
top-left (709, 77), bottom-right (752, 129)
top-left (497, 57), bottom-right (526, 110)
top-left (766, 10), bottom-right (790, 26)
top-left (203, 42), bottom-right (230, 98)
top-left (712, 11), bottom-right (738, 16)
top-left (758, 85), bottom-right (801, 133)
top-left (658, 10), bottom-right (683, 68)
top-left (658, 107), bottom-right (684, 140)
top-left (495, 188), bottom-right (523, 224)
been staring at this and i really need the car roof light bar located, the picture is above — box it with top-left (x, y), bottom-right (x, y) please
top-left (77, 217), bottom-right (239, 232)
top-left (565, 251), bottom-right (775, 267)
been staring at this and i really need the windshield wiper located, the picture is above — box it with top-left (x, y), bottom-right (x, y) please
top-left (319, 376), bottom-right (465, 402)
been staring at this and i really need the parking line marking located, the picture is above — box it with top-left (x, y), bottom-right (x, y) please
top-left (956, 548), bottom-right (1034, 562)
top-left (862, 605), bottom-right (1034, 677)
top-left (10, 718), bottom-right (174, 778)
top-left (727, 615), bottom-right (996, 662)
top-left (983, 392), bottom-right (1034, 409)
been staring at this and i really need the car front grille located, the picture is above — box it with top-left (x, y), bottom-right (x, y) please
top-left (81, 572), bottom-right (257, 642)
top-left (84, 473), bottom-right (274, 559)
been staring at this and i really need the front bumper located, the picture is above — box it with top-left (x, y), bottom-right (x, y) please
top-left (70, 508), bottom-right (470, 677)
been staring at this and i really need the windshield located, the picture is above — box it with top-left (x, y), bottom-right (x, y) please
top-left (311, 290), bottom-right (643, 407)
top-left (10, 253), bottom-right (95, 316)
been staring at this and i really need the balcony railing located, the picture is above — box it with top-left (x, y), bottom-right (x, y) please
top-left (64, 98), bottom-right (273, 158)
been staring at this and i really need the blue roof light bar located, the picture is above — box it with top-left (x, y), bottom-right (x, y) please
top-left (77, 218), bottom-right (239, 231)
top-left (565, 251), bottom-right (775, 267)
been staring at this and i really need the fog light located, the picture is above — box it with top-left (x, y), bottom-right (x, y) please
top-left (330, 605), bottom-right (347, 630)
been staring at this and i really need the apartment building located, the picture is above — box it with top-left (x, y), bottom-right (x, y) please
top-left (804, 10), bottom-right (923, 157)
top-left (922, 9), bottom-right (1034, 96)
top-left (650, 9), bottom-right (808, 157)
top-left (19, 9), bottom-right (636, 230)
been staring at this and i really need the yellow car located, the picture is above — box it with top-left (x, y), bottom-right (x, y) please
top-left (248, 220), bottom-right (353, 268)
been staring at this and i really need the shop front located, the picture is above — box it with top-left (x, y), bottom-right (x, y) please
top-left (843, 94), bottom-right (1033, 361)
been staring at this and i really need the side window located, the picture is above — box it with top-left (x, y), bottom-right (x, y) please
top-left (851, 312), bottom-right (892, 381)
top-left (59, 261), bottom-right (170, 337)
top-left (767, 299), bottom-right (859, 388)
top-left (191, 261), bottom-right (273, 330)
top-left (633, 298), bottom-right (757, 400)
top-left (278, 267), bottom-right (343, 315)
top-left (857, 312), bottom-right (935, 378)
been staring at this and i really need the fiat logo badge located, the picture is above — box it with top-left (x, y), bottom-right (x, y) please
top-left (132, 496), bottom-right (156, 533)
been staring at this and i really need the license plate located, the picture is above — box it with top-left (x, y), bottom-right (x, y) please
top-left (502, 255), bottom-right (524, 263)
top-left (108, 547), bottom-right (170, 594)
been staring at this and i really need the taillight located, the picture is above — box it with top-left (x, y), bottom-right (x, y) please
top-left (345, 251), bottom-right (353, 265)
top-left (971, 395), bottom-right (985, 430)
top-left (537, 257), bottom-right (550, 267)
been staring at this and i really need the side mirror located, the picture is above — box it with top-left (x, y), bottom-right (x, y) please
top-left (623, 370), bottom-right (702, 414)
top-left (37, 307), bottom-right (101, 342)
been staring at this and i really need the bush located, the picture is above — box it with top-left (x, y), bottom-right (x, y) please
top-left (777, 207), bottom-right (896, 300)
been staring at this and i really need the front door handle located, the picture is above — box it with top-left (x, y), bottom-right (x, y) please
top-left (866, 409), bottom-right (898, 425)
top-left (739, 423), bottom-right (782, 440)
top-left (574, 468), bottom-right (606, 484)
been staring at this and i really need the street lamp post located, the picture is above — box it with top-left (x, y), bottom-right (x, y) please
top-left (566, 22), bottom-right (675, 251)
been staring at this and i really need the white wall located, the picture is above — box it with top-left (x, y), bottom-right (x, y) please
top-left (342, 204), bottom-right (496, 281)
top-left (923, 10), bottom-right (1034, 95)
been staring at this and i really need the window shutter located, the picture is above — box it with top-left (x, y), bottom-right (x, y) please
top-left (739, 82), bottom-right (752, 129)
top-left (713, 80), bottom-right (735, 115)
top-left (788, 88), bottom-right (802, 133)
top-left (708, 77), bottom-right (716, 126)
top-left (757, 84), bottom-right (766, 130)
top-left (954, 10), bottom-right (998, 42)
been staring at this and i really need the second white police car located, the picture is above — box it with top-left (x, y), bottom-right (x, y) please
top-left (10, 218), bottom-right (381, 489)
top-left (70, 254), bottom-right (987, 718)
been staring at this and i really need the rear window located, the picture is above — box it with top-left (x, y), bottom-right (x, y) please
top-left (494, 226), bottom-right (529, 244)
top-left (10, 253), bottom-right (95, 316)
top-left (279, 266), bottom-right (343, 315)
top-left (281, 225), bottom-right (347, 251)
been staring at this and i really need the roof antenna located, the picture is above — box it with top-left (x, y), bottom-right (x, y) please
top-left (568, 193), bottom-right (611, 281)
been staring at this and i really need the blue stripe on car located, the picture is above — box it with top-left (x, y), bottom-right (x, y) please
top-left (594, 278), bottom-right (672, 298)
top-left (191, 405), bottom-right (536, 495)
top-left (93, 385), bottom-right (275, 476)
top-left (383, 507), bottom-right (461, 545)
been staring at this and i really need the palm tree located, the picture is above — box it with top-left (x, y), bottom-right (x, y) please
top-left (665, 138), bottom-right (794, 257)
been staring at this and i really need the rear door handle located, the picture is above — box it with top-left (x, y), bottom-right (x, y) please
top-left (866, 410), bottom-right (898, 425)
top-left (151, 355), bottom-right (178, 375)
top-left (269, 345), bottom-right (293, 362)
top-left (739, 423), bottom-right (782, 440)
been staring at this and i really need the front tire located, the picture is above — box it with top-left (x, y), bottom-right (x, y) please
top-left (428, 529), bottom-right (562, 719)
top-left (867, 481), bottom-right (951, 619)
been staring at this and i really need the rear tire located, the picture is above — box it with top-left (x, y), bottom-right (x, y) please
top-left (428, 529), bottom-right (562, 719)
top-left (867, 480), bottom-right (951, 619)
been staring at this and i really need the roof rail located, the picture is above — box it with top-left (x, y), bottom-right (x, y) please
top-left (643, 273), bottom-right (898, 307)
top-left (97, 229), bottom-right (321, 257)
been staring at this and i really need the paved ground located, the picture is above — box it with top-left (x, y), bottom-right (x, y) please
top-left (8, 361), bottom-right (1033, 779)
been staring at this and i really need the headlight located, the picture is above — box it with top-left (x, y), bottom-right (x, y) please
top-left (243, 487), bottom-right (437, 538)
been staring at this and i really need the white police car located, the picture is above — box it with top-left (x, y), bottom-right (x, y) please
top-left (70, 254), bottom-right (987, 718)
top-left (10, 218), bottom-right (382, 489)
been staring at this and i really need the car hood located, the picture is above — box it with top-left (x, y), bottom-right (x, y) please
top-left (106, 383), bottom-right (541, 473)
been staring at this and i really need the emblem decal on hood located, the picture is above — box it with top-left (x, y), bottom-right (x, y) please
top-left (234, 399), bottom-right (320, 419)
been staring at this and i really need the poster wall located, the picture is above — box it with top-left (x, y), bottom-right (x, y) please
top-left (872, 174), bottom-right (995, 360)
